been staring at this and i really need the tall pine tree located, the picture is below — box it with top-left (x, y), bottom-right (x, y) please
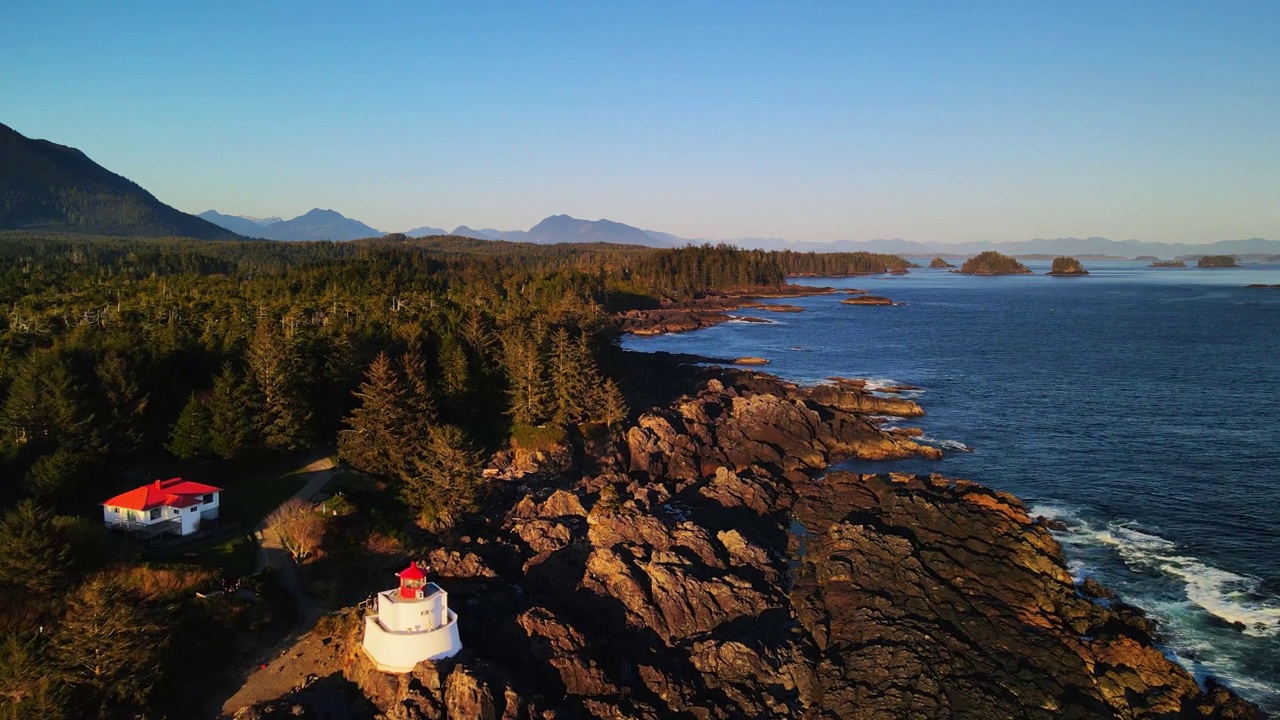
top-left (207, 363), bottom-right (255, 460)
top-left (165, 393), bottom-right (209, 459)
top-left (337, 353), bottom-right (411, 479)
top-left (247, 320), bottom-right (312, 451)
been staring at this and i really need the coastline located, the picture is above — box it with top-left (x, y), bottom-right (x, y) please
top-left (610, 292), bottom-right (1269, 716)
top-left (615, 284), bottom-right (837, 337)
top-left (232, 355), bottom-right (1262, 719)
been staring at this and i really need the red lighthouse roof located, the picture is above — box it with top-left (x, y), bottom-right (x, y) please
top-left (398, 563), bottom-right (426, 581)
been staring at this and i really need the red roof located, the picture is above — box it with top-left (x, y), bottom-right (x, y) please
top-left (398, 563), bottom-right (426, 581)
top-left (102, 478), bottom-right (222, 511)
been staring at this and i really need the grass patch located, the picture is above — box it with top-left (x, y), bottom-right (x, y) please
top-left (510, 423), bottom-right (568, 451)
top-left (193, 534), bottom-right (258, 577)
top-left (219, 471), bottom-right (308, 528)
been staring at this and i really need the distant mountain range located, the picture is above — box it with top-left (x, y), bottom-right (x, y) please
top-left (8, 122), bottom-right (1271, 255)
top-left (200, 208), bottom-right (383, 241)
top-left (774, 236), bottom-right (1280, 259)
top-left (0, 122), bottom-right (240, 239)
top-left (202, 205), bottom-right (1280, 257)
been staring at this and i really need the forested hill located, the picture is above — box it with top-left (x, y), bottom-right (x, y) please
top-left (0, 123), bottom-right (242, 240)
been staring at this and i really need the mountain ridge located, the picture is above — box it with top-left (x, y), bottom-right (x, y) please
top-left (199, 206), bottom-right (1280, 255)
top-left (0, 123), bottom-right (242, 240)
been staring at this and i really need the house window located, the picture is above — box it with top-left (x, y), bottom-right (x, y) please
top-left (149, 508), bottom-right (161, 520)
top-left (202, 494), bottom-right (214, 504)
top-left (188, 506), bottom-right (198, 513)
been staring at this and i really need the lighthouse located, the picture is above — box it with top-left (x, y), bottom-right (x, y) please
top-left (361, 563), bottom-right (462, 673)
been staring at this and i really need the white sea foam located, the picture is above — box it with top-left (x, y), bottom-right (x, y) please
top-left (919, 435), bottom-right (971, 452)
top-left (1048, 515), bottom-right (1280, 638)
top-left (1031, 502), bottom-right (1280, 706)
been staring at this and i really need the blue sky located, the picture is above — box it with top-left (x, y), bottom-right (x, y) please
top-left (2, 1), bottom-right (1277, 243)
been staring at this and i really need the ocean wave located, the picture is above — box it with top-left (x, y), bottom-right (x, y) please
top-left (919, 435), bottom-right (972, 452)
top-left (1034, 510), bottom-right (1280, 638)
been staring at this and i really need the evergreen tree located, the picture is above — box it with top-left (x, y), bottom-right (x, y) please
top-left (501, 324), bottom-right (550, 426)
top-left (337, 353), bottom-right (410, 479)
top-left (207, 363), bottom-right (255, 460)
top-left (594, 378), bottom-right (629, 426)
top-left (403, 424), bottom-right (485, 524)
top-left (247, 320), bottom-right (312, 451)
top-left (49, 577), bottom-right (165, 712)
top-left (437, 332), bottom-right (470, 400)
top-left (549, 328), bottom-right (589, 425)
top-left (165, 393), bottom-right (209, 459)
top-left (0, 350), bottom-right (93, 456)
top-left (23, 449), bottom-right (83, 504)
top-left (0, 500), bottom-right (72, 594)
top-left (0, 634), bottom-right (69, 720)
top-left (400, 341), bottom-right (438, 425)
top-left (94, 350), bottom-right (148, 454)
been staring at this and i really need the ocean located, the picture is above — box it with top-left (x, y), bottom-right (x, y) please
top-left (622, 260), bottom-right (1280, 711)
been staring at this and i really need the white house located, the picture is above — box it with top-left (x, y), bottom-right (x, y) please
top-left (362, 563), bottom-right (462, 673)
top-left (102, 477), bottom-right (222, 537)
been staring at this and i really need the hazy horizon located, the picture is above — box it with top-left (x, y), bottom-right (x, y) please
top-left (4, 2), bottom-right (1278, 244)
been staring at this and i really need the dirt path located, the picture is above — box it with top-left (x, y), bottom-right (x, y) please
top-left (214, 460), bottom-right (344, 717)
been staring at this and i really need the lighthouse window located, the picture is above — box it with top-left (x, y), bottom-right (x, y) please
top-left (149, 508), bottom-right (161, 520)
top-left (188, 506), bottom-right (198, 513)
top-left (202, 494), bottom-right (214, 504)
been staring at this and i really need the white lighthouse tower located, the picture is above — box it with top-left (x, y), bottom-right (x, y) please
top-left (361, 563), bottom-right (462, 673)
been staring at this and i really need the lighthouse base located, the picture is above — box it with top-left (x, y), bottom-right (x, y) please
top-left (361, 611), bottom-right (462, 673)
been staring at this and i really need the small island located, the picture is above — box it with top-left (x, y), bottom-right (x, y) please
top-left (1151, 259), bottom-right (1186, 267)
top-left (1045, 256), bottom-right (1088, 276)
top-left (929, 257), bottom-right (956, 268)
top-left (958, 251), bottom-right (1032, 275)
top-left (1133, 255), bottom-right (1160, 262)
top-left (1197, 255), bottom-right (1239, 268)
top-left (841, 294), bottom-right (895, 305)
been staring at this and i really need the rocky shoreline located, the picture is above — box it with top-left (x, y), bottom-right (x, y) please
top-left (615, 285), bottom-right (837, 336)
top-left (229, 359), bottom-right (1260, 719)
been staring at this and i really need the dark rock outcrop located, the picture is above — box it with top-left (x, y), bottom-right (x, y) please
top-left (840, 294), bottom-right (895, 305)
top-left (615, 287), bottom-right (835, 336)
top-left (929, 257), bottom-right (956, 268)
top-left (330, 367), bottom-right (1259, 720)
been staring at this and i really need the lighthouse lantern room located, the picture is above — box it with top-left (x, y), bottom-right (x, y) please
top-left (361, 563), bottom-right (462, 673)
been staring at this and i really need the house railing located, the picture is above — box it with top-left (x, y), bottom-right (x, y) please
top-left (107, 517), bottom-right (182, 538)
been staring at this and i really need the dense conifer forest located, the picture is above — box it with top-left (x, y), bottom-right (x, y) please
top-left (0, 232), bottom-right (909, 717)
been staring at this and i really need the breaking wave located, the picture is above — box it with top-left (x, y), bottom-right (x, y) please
top-left (1035, 507), bottom-right (1280, 638)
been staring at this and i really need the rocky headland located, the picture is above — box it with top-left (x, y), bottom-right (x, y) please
top-left (615, 286), bottom-right (835, 336)
top-left (227, 359), bottom-right (1259, 720)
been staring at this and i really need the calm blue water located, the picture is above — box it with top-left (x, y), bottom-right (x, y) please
top-left (624, 260), bottom-right (1280, 710)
